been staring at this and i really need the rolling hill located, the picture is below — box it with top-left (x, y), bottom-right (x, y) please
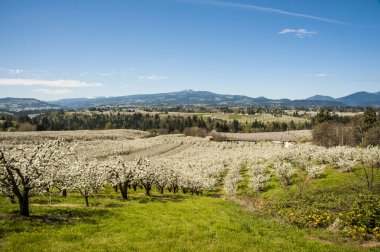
top-left (1, 90), bottom-right (379, 113)
top-left (306, 95), bottom-right (336, 101)
top-left (0, 97), bottom-right (61, 113)
top-left (50, 90), bottom-right (347, 109)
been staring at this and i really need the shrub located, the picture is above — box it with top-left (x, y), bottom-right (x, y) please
top-left (312, 122), bottom-right (340, 147)
top-left (278, 209), bottom-right (333, 228)
top-left (183, 127), bottom-right (207, 138)
top-left (340, 193), bottom-right (380, 241)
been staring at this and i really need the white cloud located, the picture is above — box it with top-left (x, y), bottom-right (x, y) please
top-left (8, 69), bottom-right (25, 75)
top-left (0, 78), bottom-right (102, 87)
top-left (279, 28), bottom-right (316, 38)
top-left (34, 88), bottom-right (74, 95)
top-left (137, 75), bottom-right (167, 81)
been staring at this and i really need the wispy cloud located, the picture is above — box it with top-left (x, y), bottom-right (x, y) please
top-left (34, 88), bottom-right (73, 95)
top-left (8, 69), bottom-right (25, 75)
top-left (279, 28), bottom-right (316, 38)
top-left (97, 68), bottom-right (136, 78)
top-left (100, 70), bottom-right (118, 78)
top-left (308, 73), bottom-right (335, 77)
top-left (0, 78), bottom-right (102, 87)
top-left (137, 75), bottom-right (167, 81)
top-left (184, 0), bottom-right (349, 25)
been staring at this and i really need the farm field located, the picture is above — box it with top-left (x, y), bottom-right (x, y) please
top-left (0, 129), bottom-right (379, 251)
top-left (215, 129), bottom-right (312, 142)
top-left (166, 112), bottom-right (310, 124)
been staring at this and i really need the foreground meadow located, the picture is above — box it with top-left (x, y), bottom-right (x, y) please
top-left (0, 129), bottom-right (379, 251)
top-left (0, 189), bottom-right (372, 252)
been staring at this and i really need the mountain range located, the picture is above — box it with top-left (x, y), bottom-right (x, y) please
top-left (0, 90), bottom-right (379, 113)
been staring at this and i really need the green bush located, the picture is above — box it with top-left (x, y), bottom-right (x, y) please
top-left (278, 208), bottom-right (333, 228)
top-left (339, 193), bottom-right (380, 241)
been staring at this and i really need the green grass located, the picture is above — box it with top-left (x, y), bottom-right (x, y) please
top-left (258, 167), bottom-right (378, 216)
top-left (0, 167), bottom-right (379, 251)
top-left (236, 162), bottom-right (252, 195)
top-left (229, 114), bottom-right (243, 120)
top-left (0, 188), bottom-right (378, 252)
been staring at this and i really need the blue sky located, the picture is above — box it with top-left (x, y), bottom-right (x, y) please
top-left (0, 0), bottom-right (380, 100)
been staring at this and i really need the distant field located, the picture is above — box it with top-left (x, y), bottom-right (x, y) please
top-left (167, 112), bottom-right (309, 124)
top-left (295, 111), bottom-right (364, 117)
top-left (0, 129), bottom-right (149, 143)
top-left (215, 130), bottom-right (312, 142)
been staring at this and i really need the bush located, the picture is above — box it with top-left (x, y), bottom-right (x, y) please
top-left (365, 126), bottom-right (380, 146)
top-left (278, 208), bottom-right (333, 228)
top-left (312, 122), bottom-right (340, 147)
top-left (17, 122), bottom-right (37, 131)
top-left (183, 127), bottom-right (207, 138)
top-left (340, 193), bottom-right (380, 241)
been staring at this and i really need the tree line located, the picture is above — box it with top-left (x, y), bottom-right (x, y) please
top-left (312, 108), bottom-right (380, 147)
top-left (0, 111), bottom-right (313, 134)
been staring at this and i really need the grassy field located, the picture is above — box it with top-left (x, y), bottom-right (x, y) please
top-left (1, 165), bottom-right (379, 251)
top-left (0, 190), bottom-right (375, 252)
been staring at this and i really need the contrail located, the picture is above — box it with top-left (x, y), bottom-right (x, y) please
top-left (180, 0), bottom-right (350, 26)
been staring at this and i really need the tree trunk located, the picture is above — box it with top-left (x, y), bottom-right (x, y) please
top-left (133, 184), bottom-right (137, 191)
top-left (160, 187), bottom-right (164, 194)
top-left (119, 182), bottom-right (128, 200)
top-left (18, 194), bottom-right (30, 216)
top-left (85, 195), bottom-right (89, 207)
top-left (113, 185), bottom-right (118, 192)
top-left (144, 184), bottom-right (151, 196)
top-left (8, 195), bottom-right (16, 204)
top-left (62, 189), bottom-right (67, 197)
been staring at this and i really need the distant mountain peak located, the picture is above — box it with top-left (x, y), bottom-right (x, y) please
top-left (337, 91), bottom-right (380, 107)
top-left (255, 96), bottom-right (269, 100)
top-left (306, 95), bottom-right (335, 101)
